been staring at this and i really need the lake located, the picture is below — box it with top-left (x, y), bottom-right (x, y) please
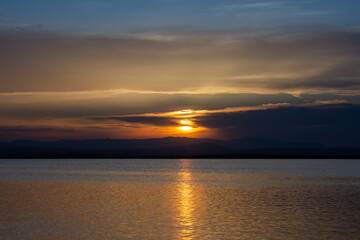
top-left (0, 159), bottom-right (359, 239)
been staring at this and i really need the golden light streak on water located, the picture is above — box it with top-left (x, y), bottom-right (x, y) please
top-left (177, 159), bottom-right (195, 240)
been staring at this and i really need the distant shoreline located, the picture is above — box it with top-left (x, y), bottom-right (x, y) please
top-left (1, 137), bottom-right (359, 159)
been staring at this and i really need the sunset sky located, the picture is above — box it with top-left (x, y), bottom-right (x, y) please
top-left (0, 0), bottom-right (360, 145)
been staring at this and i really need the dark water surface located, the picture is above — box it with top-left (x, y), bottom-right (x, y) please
top-left (0, 159), bottom-right (359, 239)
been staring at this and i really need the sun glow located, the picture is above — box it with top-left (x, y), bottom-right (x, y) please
top-left (180, 126), bottom-right (193, 131)
top-left (179, 119), bottom-right (193, 125)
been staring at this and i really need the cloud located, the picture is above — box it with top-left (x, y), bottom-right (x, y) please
top-left (0, 7), bottom-right (34, 32)
top-left (0, 125), bottom-right (77, 141)
top-left (0, 126), bottom-right (75, 133)
top-left (0, 91), bottom-right (304, 119)
top-left (219, 2), bottom-right (287, 11)
top-left (193, 103), bottom-right (360, 146)
top-left (1, 89), bottom-right (360, 121)
top-left (216, 1), bottom-right (333, 19)
top-left (90, 116), bottom-right (178, 126)
top-left (0, 29), bottom-right (359, 94)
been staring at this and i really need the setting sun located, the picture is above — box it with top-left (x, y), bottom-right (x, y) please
top-left (180, 126), bottom-right (193, 132)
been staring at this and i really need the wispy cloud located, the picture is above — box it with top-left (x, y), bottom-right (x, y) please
top-left (219, 2), bottom-right (287, 11)
top-left (216, 1), bottom-right (333, 18)
top-left (0, 6), bottom-right (34, 31)
top-left (0, 30), bottom-right (359, 94)
top-left (0, 125), bottom-right (75, 133)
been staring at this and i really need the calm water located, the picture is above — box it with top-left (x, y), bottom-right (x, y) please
top-left (0, 159), bottom-right (359, 240)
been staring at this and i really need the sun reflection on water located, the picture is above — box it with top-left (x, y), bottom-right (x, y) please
top-left (177, 159), bottom-right (195, 240)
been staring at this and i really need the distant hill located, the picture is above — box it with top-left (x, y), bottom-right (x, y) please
top-left (0, 137), bottom-right (359, 158)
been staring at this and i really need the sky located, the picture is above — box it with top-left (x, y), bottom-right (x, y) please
top-left (0, 0), bottom-right (360, 145)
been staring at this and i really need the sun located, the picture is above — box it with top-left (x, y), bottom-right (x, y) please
top-left (179, 126), bottom-right (193, 132)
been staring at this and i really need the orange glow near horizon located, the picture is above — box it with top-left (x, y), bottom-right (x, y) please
top-left (0, 108), bottom-right (221, 140)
